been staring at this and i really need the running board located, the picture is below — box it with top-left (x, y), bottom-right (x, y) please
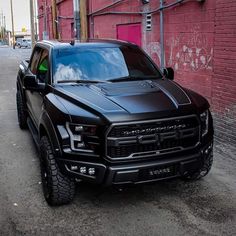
top-left (27, 118), bottom-right (40, 150)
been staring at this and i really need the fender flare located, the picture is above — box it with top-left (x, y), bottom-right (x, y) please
top-left (39, 112), bottom-right (62, 157)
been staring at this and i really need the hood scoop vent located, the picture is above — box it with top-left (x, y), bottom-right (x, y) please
top-left (95, 80), bottom-right (160, 96)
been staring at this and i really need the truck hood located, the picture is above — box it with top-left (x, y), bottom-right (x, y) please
top-left (54, 79), bottom-right (196, 121)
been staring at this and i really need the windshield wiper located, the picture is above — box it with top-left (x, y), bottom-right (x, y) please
top-left (108, 75), bottom-right (160, 82)
top-left (57, 79), bottom-right (110, 84)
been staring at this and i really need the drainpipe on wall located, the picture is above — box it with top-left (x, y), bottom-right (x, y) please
top-left (159, 0), bottom-right (165, 71)
top-left (34, 0), bottom-right (38, 41)
top-left (43, 0), bottom-right (48, 40)
top-left (73, 0), bottom-right (80, 39)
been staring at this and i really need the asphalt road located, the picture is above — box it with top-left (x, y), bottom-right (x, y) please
top-left (0, 46), bottom-right (235, 236)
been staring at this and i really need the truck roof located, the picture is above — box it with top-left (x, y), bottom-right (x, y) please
top-left (36, 39), bottom-right (137, 50)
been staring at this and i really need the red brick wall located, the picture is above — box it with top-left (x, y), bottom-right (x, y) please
top-left (89, 0), bottom-right (216, 101)
top-left (163, 0), bottom-right (215, 103)
top-left (38, 0), bottom-right (53, 40)
top-left (212, 0), bottom-right (236, 144)
top-left (37, 0), bottom-right (73, 40)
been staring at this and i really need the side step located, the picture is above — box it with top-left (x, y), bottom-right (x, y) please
top-left (27, 117), bottom-right (40, 150)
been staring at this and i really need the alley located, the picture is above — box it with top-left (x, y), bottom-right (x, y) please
top-left (0, 46), bottom-right (235, 236)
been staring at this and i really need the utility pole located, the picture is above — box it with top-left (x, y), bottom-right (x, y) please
top-left (0, 12), bottom-right (4, 40)
top-left (10, 0), bottom-right (15, 49)
top-left (80, 0), bottom-right (88, 41)
top-left (159, 0), bottom-right (165, 71)
top-left (51, 0), bottom-right (58, 39)
top-left (30, 0), bottom-right (36, 47)
top-left (0, 13), bottom-right (2, 40)
top-left (3, 15), bottom-right (6, 41)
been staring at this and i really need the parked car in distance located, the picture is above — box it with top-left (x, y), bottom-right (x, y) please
top-left (16, 39), bottom-right (214, 206)
top-left (16, 38), bottom-right (31, 48)
top-left (15, 38), bottom-right (23, 47)
top-left (21, 39), bottom-right (32, 48)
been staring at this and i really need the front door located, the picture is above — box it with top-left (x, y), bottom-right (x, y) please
top-left (117, 23), bottom-right (142, 47)
top-left (26, 47), bottom-right (49, 126)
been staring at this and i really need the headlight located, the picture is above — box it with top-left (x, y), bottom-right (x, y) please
top-left (66, 123), bottom-right (97, 152)
top-left (200, 110), bottom-right (209, 137)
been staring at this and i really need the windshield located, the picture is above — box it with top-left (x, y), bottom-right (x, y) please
top-left (53, 46), bottom-right (162, 83)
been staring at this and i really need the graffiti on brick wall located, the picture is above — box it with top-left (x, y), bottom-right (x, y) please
top-left (167, 28), bottom-right (213, 71)
top-left (145, 27), bottom-right (213, 72)
top-left (145, 42), bottom-right (162, 66)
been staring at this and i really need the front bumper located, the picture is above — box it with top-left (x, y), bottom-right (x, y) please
top-left (57, 142), bottom-right (213, 186)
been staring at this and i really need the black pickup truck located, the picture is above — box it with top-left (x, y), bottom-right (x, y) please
top-left (16, 40), bottom-right (213, 205)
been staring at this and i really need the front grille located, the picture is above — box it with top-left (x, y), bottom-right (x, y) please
top-left (106, 116), bottom-right (200, 159)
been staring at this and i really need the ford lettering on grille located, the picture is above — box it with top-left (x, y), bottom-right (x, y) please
top-left (122, 124), bottom-right (187, 136)
top-left (106, 116), bottom-right (200, 159)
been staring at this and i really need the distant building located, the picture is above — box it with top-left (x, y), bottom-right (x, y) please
top-left (37, 0), bottom-right (236, 146)
top-left (15, 30), bottom-right (31, 39)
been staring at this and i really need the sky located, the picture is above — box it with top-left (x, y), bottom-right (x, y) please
top-left (0, 0), bottom-right (30, 32)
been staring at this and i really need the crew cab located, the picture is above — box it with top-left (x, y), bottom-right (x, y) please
top-left (16, 40), bottom-right (214, 205)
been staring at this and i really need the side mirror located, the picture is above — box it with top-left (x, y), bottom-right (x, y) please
top-left (163, 67), bottom-right (174, 80)
top-left (23, 73), bottom-right (45, 91)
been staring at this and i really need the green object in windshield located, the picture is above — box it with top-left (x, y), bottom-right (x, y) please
top-left (39, 59), bottom-right (48, 72)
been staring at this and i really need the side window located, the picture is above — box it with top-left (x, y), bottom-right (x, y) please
top-left (37, 49), bottom-right (49, 83)
top-left (30, 47), bottom-right (42, 74)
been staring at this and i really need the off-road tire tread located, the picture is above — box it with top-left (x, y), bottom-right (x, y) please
top-left (40, 136), bottom-right (75, 206)
top-left (16, 91), bottom-right (28, 129)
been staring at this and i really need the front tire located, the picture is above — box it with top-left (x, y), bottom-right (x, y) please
top-left (16, 91), bottom-right (28, 129)
top-left (40, 136), bottom-right (75, 206)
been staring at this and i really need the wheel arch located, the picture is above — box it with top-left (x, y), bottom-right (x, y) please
top-left (39, 112), bottom-right (62, 157)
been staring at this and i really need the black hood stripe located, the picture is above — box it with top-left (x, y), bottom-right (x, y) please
top-left (153, 80), bottom-right (191, 105)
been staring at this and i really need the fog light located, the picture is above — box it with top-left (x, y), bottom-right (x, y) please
top-left (88, 168), bottom-right (95, 176)
top-left (74, 135), bottom-right (82, 142)
top-left (80, 167), bottom-right (86, 174)
top-left (74, 141), bottom-right (85, 148)
top-left (71, 165), bottom-right (78, 171)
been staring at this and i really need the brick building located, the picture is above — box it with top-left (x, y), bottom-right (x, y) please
top-left (37, 0), bottom-right (236, 146)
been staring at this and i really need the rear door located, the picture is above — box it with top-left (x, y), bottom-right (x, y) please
top-left (117, 23), bottom-right (142, 47)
